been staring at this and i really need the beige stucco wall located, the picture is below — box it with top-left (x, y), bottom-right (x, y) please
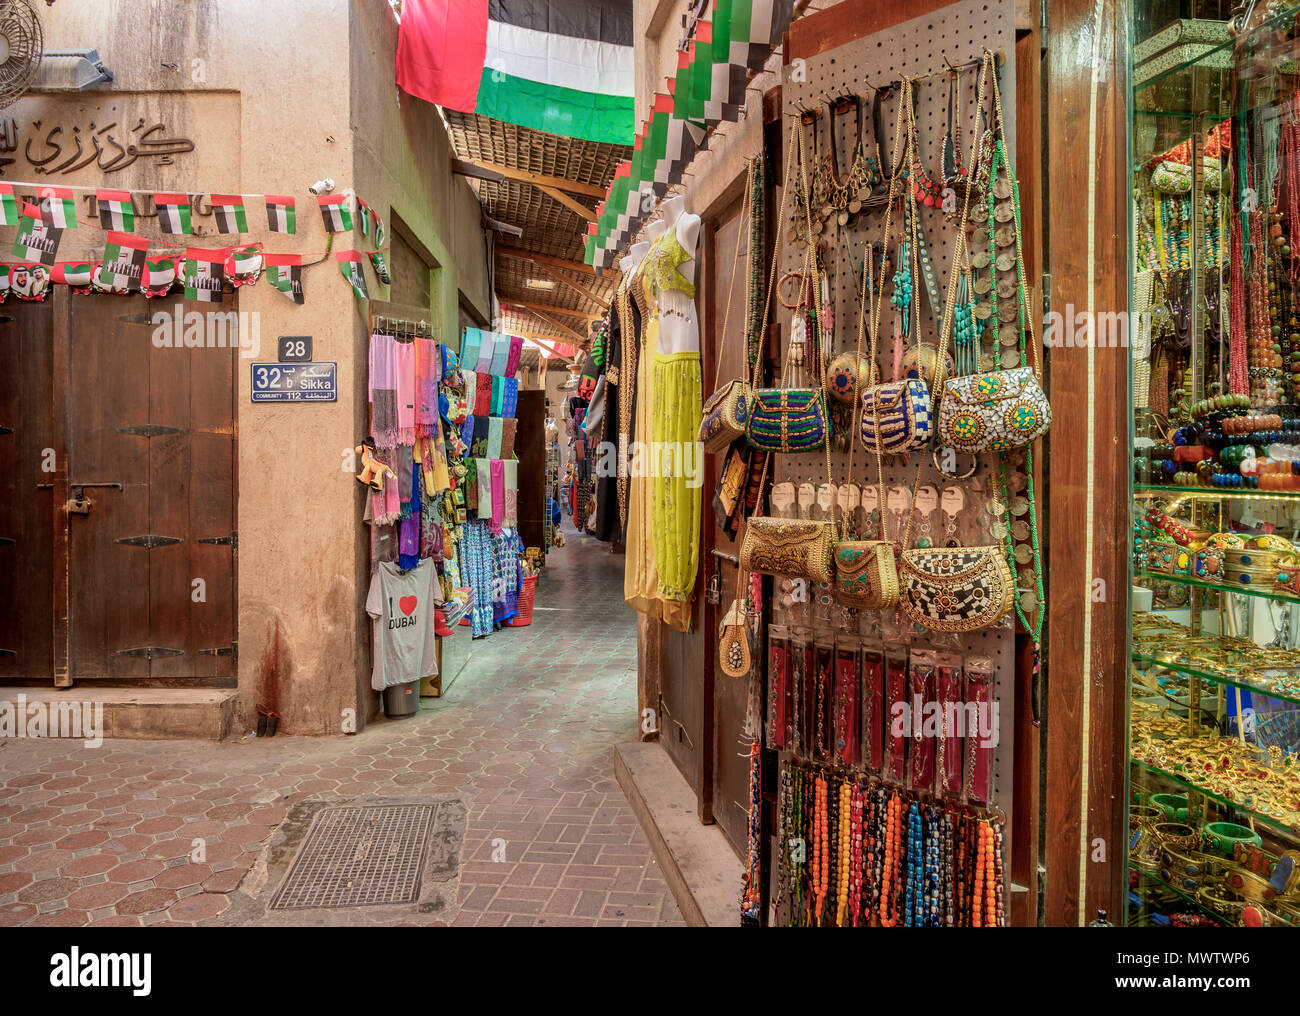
top-left (17, 0), bottom-right (489, 734)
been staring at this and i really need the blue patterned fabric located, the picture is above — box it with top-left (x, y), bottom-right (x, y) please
top-left (502, 377), bottom-right (519, 419)
top-left (461, 519), bottom-right (496, 637)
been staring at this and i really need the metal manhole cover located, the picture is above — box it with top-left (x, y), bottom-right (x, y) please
top-left (269, 804), bottom-right (439, 910)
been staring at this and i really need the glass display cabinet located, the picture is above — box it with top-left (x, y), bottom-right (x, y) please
top-left (1127, 1), bottom-right (1300, 928)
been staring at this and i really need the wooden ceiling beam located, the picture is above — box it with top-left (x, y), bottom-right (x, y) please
top-left (536, 184), bottom-right (597, 223)
top-left (520, 308), bottom-right (585, 344)
top-left (535, 264), bottom-right (609, 309)
top-left (502, 299), bottom-right (597, 321)
top-left (496, 245), bottom-right (607, 277)
top-left (452, 158), bottom-right (608, 199)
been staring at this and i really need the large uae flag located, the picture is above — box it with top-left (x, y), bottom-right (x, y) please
top-left (395, 0), bottom-right (634, 145)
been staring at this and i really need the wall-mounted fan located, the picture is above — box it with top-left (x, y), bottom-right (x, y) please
top-left (0, 0), bottom-right (42, 109)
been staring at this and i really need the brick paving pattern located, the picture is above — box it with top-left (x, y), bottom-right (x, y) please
top-left (0, 525), bottom-right (685, 927)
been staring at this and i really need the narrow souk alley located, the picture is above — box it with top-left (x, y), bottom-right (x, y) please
top-left (0, 523), bottom-right (683, 928)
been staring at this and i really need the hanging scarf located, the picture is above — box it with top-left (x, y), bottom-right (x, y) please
top-left (464, 457), bottom-right (479, 512)
top-left (461, 327), bottom-right (483, 367)
top-left (399, 455), bottom-right (421, 568)
top-left (490, 335), bottom-right (510, 376)
top-left (500, 418), bottom-right (517, 459)
top-left (475, 372), bottom-right (493, 417)
top-left (490, 374), bottom-right (506, 415)
top-left (490, 458), bottom-right (505, 536)
top-left (476, 331), bottom-right (496, 374)
top-left (502, 377), bottom-right (519, 418)
top-left (415, 337), bottom-right (441, 438)
top-left (487, 417), bottom-right (504, 460)
top-left (503, 459), bottom-right (518, 528)
top-left (504, 335), bottom-right (524, 377)
top-left (477, 457), bottom-right (493, 521)
top-left (395, 444), bottom-right (415, 512)
top-left (471, 416), bottom-right (489, 458)
top-left (461, 413), bottom-right (476, 452)
top-left (368, 332), bottom-right (399, 449)
top-left (394, 340), bottom-right (416, 445)
top-left (420, 489), bottom-right (444, 561)
top-left (373, 477), bottom-right (401, 525)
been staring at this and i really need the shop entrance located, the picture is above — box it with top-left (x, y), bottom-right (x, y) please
top-left (0, 289), bottom-right (237, 687)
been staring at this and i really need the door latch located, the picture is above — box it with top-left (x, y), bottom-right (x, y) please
top-left (64, 482), bottom-right (122, 516)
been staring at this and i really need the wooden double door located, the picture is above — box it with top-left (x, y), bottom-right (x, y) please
top-left (0, 289), bottom-right (236, 686)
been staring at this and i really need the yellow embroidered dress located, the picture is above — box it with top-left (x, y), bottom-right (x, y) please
top-left (622, 228), bottom-right (701, 633)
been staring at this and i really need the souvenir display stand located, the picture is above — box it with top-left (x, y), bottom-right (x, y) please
top-left (743, 0), bottom-right (1035, 926)
top-left (1127, 5), bottom-right (1300, 928)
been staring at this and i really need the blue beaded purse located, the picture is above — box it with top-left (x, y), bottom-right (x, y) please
top-left (746, 388), bottom-right (829, 453)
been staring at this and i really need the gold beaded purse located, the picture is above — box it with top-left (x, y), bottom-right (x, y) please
top-left (897, 545), bottom-right (1015, 633)
top-left (739, 517), bottom-right (836, 585)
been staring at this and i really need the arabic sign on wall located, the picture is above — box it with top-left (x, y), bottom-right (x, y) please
top-left (3, 116), bottom-right (194, 177)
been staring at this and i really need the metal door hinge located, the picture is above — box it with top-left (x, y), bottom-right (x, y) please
top-left (115, 646), bottom-right (184, 659)
top-left (198, 532), bottom-right (237, 549)
top-left (118, 424), bottom-right (185, 438)
top-left (1040, 0), bottom-right (1049, 48)
top-left (116, 534), bottom-right (182, 548)
top-left (1041, 272), bottom-right (1052, 316)
top-left (198, 645), bottom-right (237, 659)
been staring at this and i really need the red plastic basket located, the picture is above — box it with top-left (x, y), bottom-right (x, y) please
top-left (506, 574), bottom-right (537, 627)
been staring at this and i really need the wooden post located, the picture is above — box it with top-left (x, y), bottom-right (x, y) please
top-left (1043, 0), bottom-right (1130, 927)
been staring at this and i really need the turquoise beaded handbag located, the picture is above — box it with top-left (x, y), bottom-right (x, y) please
top-left (746, 388), bottom-right (829, 453)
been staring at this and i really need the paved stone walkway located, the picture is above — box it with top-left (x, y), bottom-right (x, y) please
top-left (0, 524), bottom-right (684, 927)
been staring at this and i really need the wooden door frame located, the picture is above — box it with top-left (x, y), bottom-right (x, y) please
top-left (1042, 0), bottom-right (1129, 926)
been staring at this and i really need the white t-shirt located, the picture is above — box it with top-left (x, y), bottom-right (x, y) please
top-left (365, 559), bottom-right (444, 690)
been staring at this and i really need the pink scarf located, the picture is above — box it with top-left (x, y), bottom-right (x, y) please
top-left (372, 479), bottom-right (401, 526)
top-left (504, 335), bottom-right (524, 378)
top-left (415, 338), bottom-right (441, 439)
top-left (490, 458), bottom-right (505, 535)
top-left (503, 459), bottom-right (518, 528)
top-left (368, 333), bottom-right (399, 450)
top-left (394, 340), bottom-right (416, 445)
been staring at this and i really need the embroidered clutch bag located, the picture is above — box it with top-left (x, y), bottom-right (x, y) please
top-left (898, 546), bottom-right (1014, 633)
top-left (746, 388), bottom-right (828, 453)
top-left (699, 379), bottom-right (752, 454)
top-left (936, 366), bottom-right (1051, 453)
top-left (739, 517), bottom-right (835, 584)
top-left (833, 540), bottom-right (899, 610)
top-left (858, 379), bottom-right (932, 454)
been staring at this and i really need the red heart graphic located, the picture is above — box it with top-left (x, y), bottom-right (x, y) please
top-left (399, 596), bottom-right (417, 616)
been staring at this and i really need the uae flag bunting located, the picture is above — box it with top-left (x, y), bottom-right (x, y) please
top-left (38, 188), bottom-right (78, 229)
top-left (155, 193), bottom-right (193, 235)
top-left (372, 207), bottom-right (386, 247)
top-left (264, 252), bottom-right (303, 304)
top-left (143, 256), bottom-right (177, 298)
top-left (369, 249), bottom-right (391, 285)
top-left (227, 244), bottom-right (263, 287)
top-left (265, 195), bottom-right (296, 234)
top-left (0, 183), bottom-right (18, 226)
top-left (96, 190), bottom-right (135, 232)
top-left (12, 203), bottom-right (62, 266)
top-left (102, 232), bottom-right (149, 291)
top-left (317, 194), bottom-right (352, 233)
top-left (210, 195), bottom-right (248, 234)
top-left (183, 247), bottom-right (226, 303)
top-left (395, 0), bottom-right (634, 145)
top-left (336, 249), bottom-right (368, 301)
top-left (357, 198), bottom-right (371, 240)
top-left (52, 262), bottom-right (94, 289)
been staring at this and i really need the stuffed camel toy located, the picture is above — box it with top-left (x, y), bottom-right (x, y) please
top-left (355, 437), bottom-right (397, 492)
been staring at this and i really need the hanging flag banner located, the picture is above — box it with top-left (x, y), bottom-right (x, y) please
top-left (38, 187), bottom-right (78, 229)
top-left (336, 248), bottom-right (368, 300)
top-left (52, 261), bottom-right (95, 292)
top-left (227, 244), bottom-right (263, 287)
top-left (265, 194), bottom-right (296, 234)
top-left (210, 194), bottom-right (248, 234)
top-left (372, 206), bottom-right (386, 247)
top-left (12, 202), bottom-right (61, 265)
top-left (317, 194), bottom-right (352, 233)
top-left (10, 262), bottom-right (51, 300)
top-left (264, 252), bottom-right (304, 304)
top-left (183, 247), bottom-right (227, 303)
top-left (143, 255), bottom-right (177, 298)
top-left (155, 193), bottom-right (193, 235)
top-left (101, 231), bottom-right (149, 291)
top-left (0, 184), bottom-right (15, 226)
top-left (357, 197), bottom-right (372, 240)
top-left (395, 0), bottom-right (635, 145)
top-left (96, 190), bottom-right (135, 232)
top-left (368, 249), bottom-right (391, 285)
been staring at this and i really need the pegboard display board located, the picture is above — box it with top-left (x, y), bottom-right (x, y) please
top-left (771, 0), bottom-right (1021, 870)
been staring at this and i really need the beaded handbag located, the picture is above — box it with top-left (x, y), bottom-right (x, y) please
top-left (858, 379), bottom-right (932, 453)
top-left (747, 388), bottom-right (829, 452)
top-left (936, 366), bottom-right (1051, 452)
top-left (897, 545), bottom-right (1014, 633)
top-left (718, 596), bottom-right (752, 678)
top-left (739, 516), bottom-right (836, 584)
